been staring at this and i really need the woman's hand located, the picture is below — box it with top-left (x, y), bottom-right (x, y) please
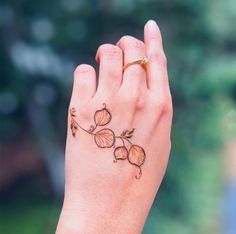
top-left (56, 20), bottom-right (172, 234)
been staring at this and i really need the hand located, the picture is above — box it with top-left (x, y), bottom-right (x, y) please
top-left (56, 20), bottom-right (172, 234)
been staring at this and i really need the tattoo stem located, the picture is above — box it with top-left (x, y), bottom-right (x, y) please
top-left (89, 124), bottom-right (97, 132)
top-left (72, 118), bottom-right (95, 135)
top-left (123, 137), bottom-right (132, 146)
top-left (115, 136), bottom-right (125, 146)
top-left (115, 136), bottom-right (132, 147)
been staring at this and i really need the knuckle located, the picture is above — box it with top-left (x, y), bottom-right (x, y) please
top-left (78, 107), bottom-right (90, 120)
top-left (149, 51), bottom-right (167, 67)
top-left (120, 36), bottom-right (144, 49)
top-left (74, 64), bottom-right (93, 76)
top-left (125, 90), bottom-right (145, 111)
top-left (154, 98), bottom-right (166, 111)
top-left (160, 54), bottom-right (168, 67)
top-left (162, 92), bottom-right (173, 115)
top-left (166, 93), bottom-right (173, 112)
top-left (119, 35), bottom-right (132, 44)
top-left (132, 39), bottom-right (144, 50)
top-left (129, 89), bottom-right (140, 102)
top-left (134, 97), bottom-right (145, 111)
top-left (98, 44), bottom-right (122, 59)
top-left (163, 100), bottom-right (173, 116)
top-left (148, 53), bottom-right (157, 62)
top-left (69, 104), bottom-right (92, 122)
top-left (149, 94), bottom-right (171, 114)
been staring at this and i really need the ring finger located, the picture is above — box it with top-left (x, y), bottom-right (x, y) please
top-left (117, 36), bottom-right (148, 93)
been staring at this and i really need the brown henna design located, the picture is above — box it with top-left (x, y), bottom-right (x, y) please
top-left (70, 103), bottom-right (146, 179)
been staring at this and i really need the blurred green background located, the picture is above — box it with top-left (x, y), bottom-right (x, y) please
top-left (0, 0), bottom-right (236, 233)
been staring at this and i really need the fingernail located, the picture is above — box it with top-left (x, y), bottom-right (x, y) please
top-left (146, 20), bottom-right (158, 32)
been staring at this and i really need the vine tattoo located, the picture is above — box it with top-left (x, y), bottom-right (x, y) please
top-left (70, 103), bottom-right (146, 179)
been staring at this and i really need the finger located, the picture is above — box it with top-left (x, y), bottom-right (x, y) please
top-left (144, 20), bottom-right (169, 94)
top-left (117, 36), bottom-right (148, 93)
top-left (95, 44), bottom-right (123, 95)
top-left (70, 64), bottom-right (96, 107)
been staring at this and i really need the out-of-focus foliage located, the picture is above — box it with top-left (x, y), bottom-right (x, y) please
top-left (0, 0), bottom-right (235, 233)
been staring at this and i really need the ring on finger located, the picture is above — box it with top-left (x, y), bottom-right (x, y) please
top-left (122, 56), bottom-right (148, 72)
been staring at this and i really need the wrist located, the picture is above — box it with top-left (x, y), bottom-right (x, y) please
top-left (56, 192), bottom-right (151, 234)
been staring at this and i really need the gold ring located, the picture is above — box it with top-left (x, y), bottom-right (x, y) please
top-left (123, 57), bottom-right (148, 72)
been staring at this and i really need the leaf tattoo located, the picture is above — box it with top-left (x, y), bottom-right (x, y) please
top-left (94, 128), bottom-right (115, 148)
top-left (70, 103), bottom-right (146, 179)
top-left (120, 128), bottom-right (135, 138)
top-left (94, 106), bottom-right (112, 126)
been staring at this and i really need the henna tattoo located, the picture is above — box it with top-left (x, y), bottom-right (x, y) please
top-left (70, 103), bottom-right (146, 179)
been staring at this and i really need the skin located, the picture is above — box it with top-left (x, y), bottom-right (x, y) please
top-left (56, 20), bottom-right (173, 234)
